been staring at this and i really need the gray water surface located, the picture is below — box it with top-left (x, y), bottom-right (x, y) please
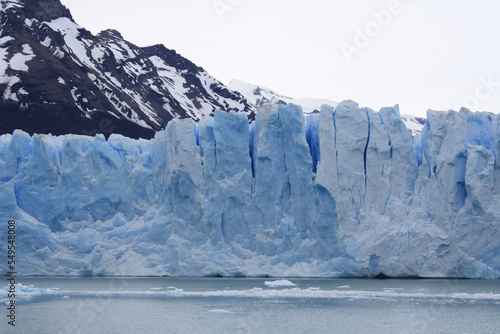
top-left (2, 277), bottom-right (500, 333)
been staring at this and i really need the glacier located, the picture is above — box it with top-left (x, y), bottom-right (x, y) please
top-left (0, 101), bottom-right (499, 279)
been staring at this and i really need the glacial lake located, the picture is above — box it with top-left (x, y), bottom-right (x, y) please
top-left (1, 277), bottom-right (500, 333)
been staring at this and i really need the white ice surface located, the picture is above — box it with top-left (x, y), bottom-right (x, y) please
top-left (264, 280), bottom-right (297, 287)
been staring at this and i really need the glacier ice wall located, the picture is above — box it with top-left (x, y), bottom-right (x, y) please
top-left (1, 101), bottom-right (499, 278)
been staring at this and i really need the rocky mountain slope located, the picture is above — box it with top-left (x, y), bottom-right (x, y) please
top-left (0, 0), bottom-right (255, 139)
top-left (0, 0), bottom-right (425, 140)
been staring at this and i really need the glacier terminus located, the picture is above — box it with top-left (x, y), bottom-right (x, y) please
top-left (1, 101), bottom-right (499, 279)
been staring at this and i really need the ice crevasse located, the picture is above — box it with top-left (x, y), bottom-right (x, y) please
top-left (1, 101), bottom-right (499, 278)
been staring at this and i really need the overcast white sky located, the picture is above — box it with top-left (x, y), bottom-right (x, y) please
top-left (60, 0), bottom-right (500, 118)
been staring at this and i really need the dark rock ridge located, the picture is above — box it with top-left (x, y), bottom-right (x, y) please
top-left (0, 0), bottom-right (255, 139)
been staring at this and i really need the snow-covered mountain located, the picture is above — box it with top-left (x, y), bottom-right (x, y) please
top-left (229, 79), bottom-right (425, 135)
top-left (228, 79), bottom-right (294, 107)
top-left (0, 0), bottom-right (255, 139)
top-left (401, 114), bottom-right (426, 136)
top-left (229, 79), bottom-right (338, 114)
top-left (0, 0), bottom-right (426, 140)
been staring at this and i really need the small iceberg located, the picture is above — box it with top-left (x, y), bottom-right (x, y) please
top-left (0, 283), bottom-right (50, 298)
top-left (165, 287), bottom-right (184, 294)
top-left (264, 279), bottom-right (297, 287)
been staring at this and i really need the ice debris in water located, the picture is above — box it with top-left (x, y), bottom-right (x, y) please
top-left (265, 279), bottom-right (297, 287)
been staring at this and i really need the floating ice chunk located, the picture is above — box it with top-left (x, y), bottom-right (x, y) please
top-left (264, 279), bottom-right (297, 287)
top-left (165, 287), bottom-right (184, 294)
top-left (0, 283), bottom-right (50, 301)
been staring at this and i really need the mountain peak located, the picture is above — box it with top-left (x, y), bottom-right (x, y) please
top-left (2, 0), bottom-right (73, 21)
top-left (97, 29), bottom-right (124, 40)
top-left (228, 79), bottom-right (339, 113)
top-left (228, 79), bottom-right (292, 107)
